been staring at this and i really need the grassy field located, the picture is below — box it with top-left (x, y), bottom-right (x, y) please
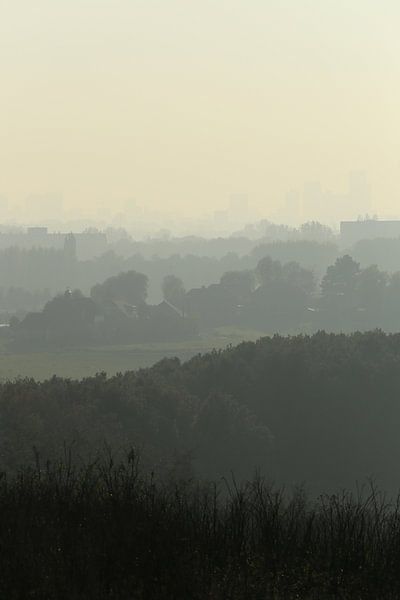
top-left (0, 327), bottom-right (263, 381)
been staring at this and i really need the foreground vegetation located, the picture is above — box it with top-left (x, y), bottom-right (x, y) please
top-left (1, 453), bottom-right (400, 599)
top-left (2, 331), bottom-right (400, 597)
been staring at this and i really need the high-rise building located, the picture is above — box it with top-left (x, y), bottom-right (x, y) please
top-left (302, 182), bottom-right (324, 220)
top-left (348, 171), bottom-right (371, 216)
top-left (285, 190), bottom-right (301, 223)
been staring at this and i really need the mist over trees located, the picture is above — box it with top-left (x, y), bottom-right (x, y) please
top-left (6, 247), bottom-right (400, 348)
top-left (0, 220), bottom-right (337, 315)
top-left (91, 270), bottom-right (148, 307)
top-left (2, 225), bottom-right (400, 598)
top-left (5, 222), bottom-right (400, 320)
top-left (162, 274), bottom-right (186, 311)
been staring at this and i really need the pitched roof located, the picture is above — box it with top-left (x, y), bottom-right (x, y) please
top-left (154, 300), bottom-right (185, 318)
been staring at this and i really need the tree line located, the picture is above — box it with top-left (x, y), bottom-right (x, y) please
top-left (3, 330), bottom-right (400, 493)
top-left (10, 251), bottom-right (400, 347)
top-left (0, 232), bottom-right (388, 315)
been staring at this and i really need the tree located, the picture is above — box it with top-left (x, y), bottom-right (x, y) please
top-left (191, 392), bottom-right (272, 480)
top-left (255, 257), bottom-right (315, 294)
top-left (162, 275), bottom-right (186, 310)
top-left (255, 257), bottom-right (283, 286)
top-left (42, 290), bottom-right (97, 330)
top-left (355, 265), bottom-right (387, 324)
top-left (219, 270), bottom-right (255, 304)
top-left (383, 272), bottom-right (400, 330)
top-left (91, 270), bottom-right (148, 307)
top-left (319, 255), bottom-right (361, 329)
top-left (9, 315), bottom-right (20, 329)
top-left (299, 221), bottom-right (334, 242)
top-left (321, 255), bottom-right (360, 297)
top-left (281, 261), bottom-right (316, 294)
top-left (247, 280), bottom-right (308, 331)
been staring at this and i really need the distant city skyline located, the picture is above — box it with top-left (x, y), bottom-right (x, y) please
top-left (1, 1), bottom-right (400, 222)
top-left (0, 166), bottom-right (394, 237)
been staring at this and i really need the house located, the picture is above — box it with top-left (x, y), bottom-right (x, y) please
top-left (185, 284), bottom-right (238, 328)
top-left (144, 300), bottom-right (197, 341)
top-left (16, 312), bottom-right (47, 343)
top-left (151, 300), bottom-right (185, 319)
top-left (112, 300), bottom-right (139, 319)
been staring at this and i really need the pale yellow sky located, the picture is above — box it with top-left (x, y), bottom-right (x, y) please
top-left (1, 0), bottom-right (400, 220)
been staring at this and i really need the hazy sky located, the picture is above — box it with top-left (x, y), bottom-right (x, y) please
top-left (1, 0), bottom-right (400, 220)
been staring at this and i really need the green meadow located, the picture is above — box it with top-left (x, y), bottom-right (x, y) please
top-left (0, 327), bottom-right (263, 381)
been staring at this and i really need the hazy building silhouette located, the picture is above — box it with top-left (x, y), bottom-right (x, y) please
top-left (303, 182), bottom-right (324, 220)
top-left (0, 227), bottom-right (107, 259)
top-left (348, 171), bottom-right (371, 215)
top-left (285, 190), bottom-right (301, 224)
top-left (340, 218), bottom-right (400, 246)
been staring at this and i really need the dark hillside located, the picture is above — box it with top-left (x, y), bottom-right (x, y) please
top-left (2, 331), bottom-right (400, 492)
top-left (174, 332), bottom-right (400, 491)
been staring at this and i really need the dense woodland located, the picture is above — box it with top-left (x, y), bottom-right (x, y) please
top-left (3, 330), bottom-right (400, 493)
top-left (2, 331), bottom-right (400, 596)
